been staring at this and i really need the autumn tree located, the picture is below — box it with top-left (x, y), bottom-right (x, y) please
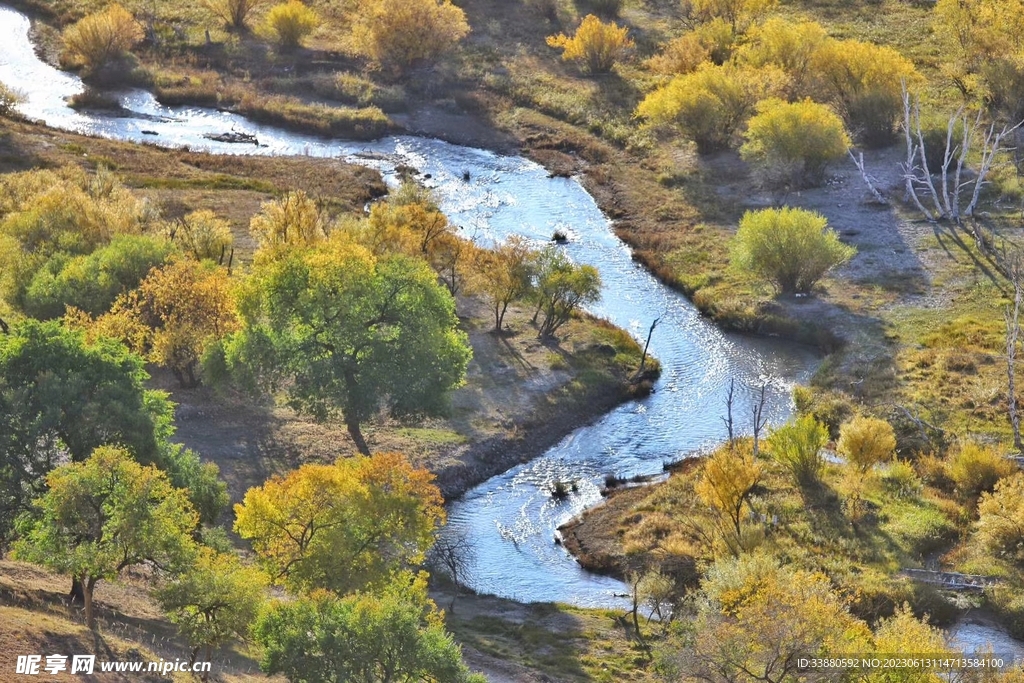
top-left (253, 574), bottom-right (485, 683)
top-left (264, 1), bottom-right (319, 49)
top-left (0, 81), bottom-right (24, 117)
top-left (14, 446), bottom-right (198, 630)
top-left (694, 443), bottom-right (763, 554)
top-left (476, 235), bottom-right (536, 333)
top-left (637, 63), bottom-right (787, 152)
top-left (0, 166), bottom-right (158, 310)
top-left (731, 207), bottom-right (855, 295)
top-left (531, 247), bottom-right (601, 338)
top-left (234, 453), bottom-right (445, 594)
top-left (977, 472), bottom-right (1024, 565)
top-left (157, 548), bottom-right (267, 673)
top-left (168, 210), bottom-right (233, 263)
top-left (221, 239), bottom-right (470, 453)
top-left (933, 0), bottom-right (1024, 101)
top-left (740, 98), bottom-right (850, 189)
top-left (352, 0), bottom-right (470, 72)
top-left (248, 190), bottom-right (327, 254)
top-left (0, 320), bottom-right (172, 544)
top-left (656, 554), bottom-right (870, 682)
top-left (22, 234), bottom-right (174, 319)
top-left (765, 414), bottom-right (829, 486)
top-left (94, 259), bottom-right (239, 388)
top-left (61, 4), bottom-right (143, 73)
top-left (547, 15), bottom-right (634, 74)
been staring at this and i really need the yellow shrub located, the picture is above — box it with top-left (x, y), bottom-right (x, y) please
top-left (837, 416), bottom-right (897, 473)
top-left (264, 1), bottom-right (319, 48)
top-left (353, 0), bottom-right (469, 71)
top-left (169, 210), bottom-right (234, 262)
top-left (62, 4), bottom-right (143, 72)
top-left (948, 441), bottom-right (1016, 497)
top-left (736, 18), bottom-right (829, 98)
top-left (636, 62), bottom-right (787, 152)
top-left (547, 15), bottom-right (634, 74)
top-left (740, 98), bottom-right (850, 188)
top-left (811, 38), bottom-right (919, 147)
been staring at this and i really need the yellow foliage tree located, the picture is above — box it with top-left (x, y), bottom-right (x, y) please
top-left (740, 98), bottom-right (850, 188)
top-left (694, 443), bottom-right (763, 554)
top-left (475, 235), bottom-right (536, 332)
top-left (636, 62), bottom-right (787, 152)
top-left (353, 0), bottom-right (469, 71)
top-left (933, 0), bottom-right (1024, 97)
top-left (249, 189), bottom-right (327, 254)
top-left (657, 553), bottom-right (870, 680)
top-left (234, 453), bottom-right (445, 594)
top-left (94, 259), bottom-right (239, 388)
top-left (62, 4), bottom-right (143, 72)
top-left (169, 210), bottom-right (234, 263)
top-left (547, 15), bottom-right (634, 74)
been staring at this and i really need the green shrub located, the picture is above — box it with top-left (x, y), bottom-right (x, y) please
top-left (947, 441), bottom-right (1015, 498)
top-left (881, 460), bottom-right (923, 499)
top-left (62, 4), bottom-right (144, 73)
top-left (740, 98), bottom-right (850, 189)
top-left (730, 207), bottom-right (855, 295)
top-left (264, 1), bottom-right (319, 48)
top-left (766, 414), bottom-right (828, 486)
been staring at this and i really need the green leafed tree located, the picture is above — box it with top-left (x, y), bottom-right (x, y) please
top-left (157, 548), bottom-right (267, 674)
top-left (532, 247), bottom-right (602, 338)
top-left (221, 238), bottom-right (470, 453)
top-left (253, 574), bottom-right (486, 683)
top-left (14, 445), bottom-right (198, 630)
top-left (730, 207), bottom-right (855, 295)
top-left (22, 234), bottom-right (174, 319)
top-left (0, 319), bottom-right (173, 544)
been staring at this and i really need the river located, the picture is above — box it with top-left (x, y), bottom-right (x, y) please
top-left (2, 5), bottom-right (1021, 656)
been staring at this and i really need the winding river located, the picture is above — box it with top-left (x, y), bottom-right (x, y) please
top-left (3, 5), bottom-right (1022, 657)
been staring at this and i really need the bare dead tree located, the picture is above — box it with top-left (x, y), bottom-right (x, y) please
top-left (901, 83), bottom-right (1023, 225)
top-left (751, 383), bottom-right (768, 456)
top-left (1007, 256), bottom-right (1024, 452)
top-left (848, 150), bottom-right (888, 205)
top-left (722, 378), bottom-right (735, 445)
top-left (429, 530), bottom-right (474, 612)
top-left (635, 317), bottom-right (660, 380)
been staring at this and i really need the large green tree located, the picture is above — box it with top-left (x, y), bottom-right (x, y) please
top-left (221, 238), bottom-right (470, 454)
top-left (0, 319), bottom-right (172, 543)
top-left (253, 574), bottom-right (485, 683)
top-left (14, 446), bottom-right (198, 630)
top-left (157, 547), bottom-right (267, 675)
